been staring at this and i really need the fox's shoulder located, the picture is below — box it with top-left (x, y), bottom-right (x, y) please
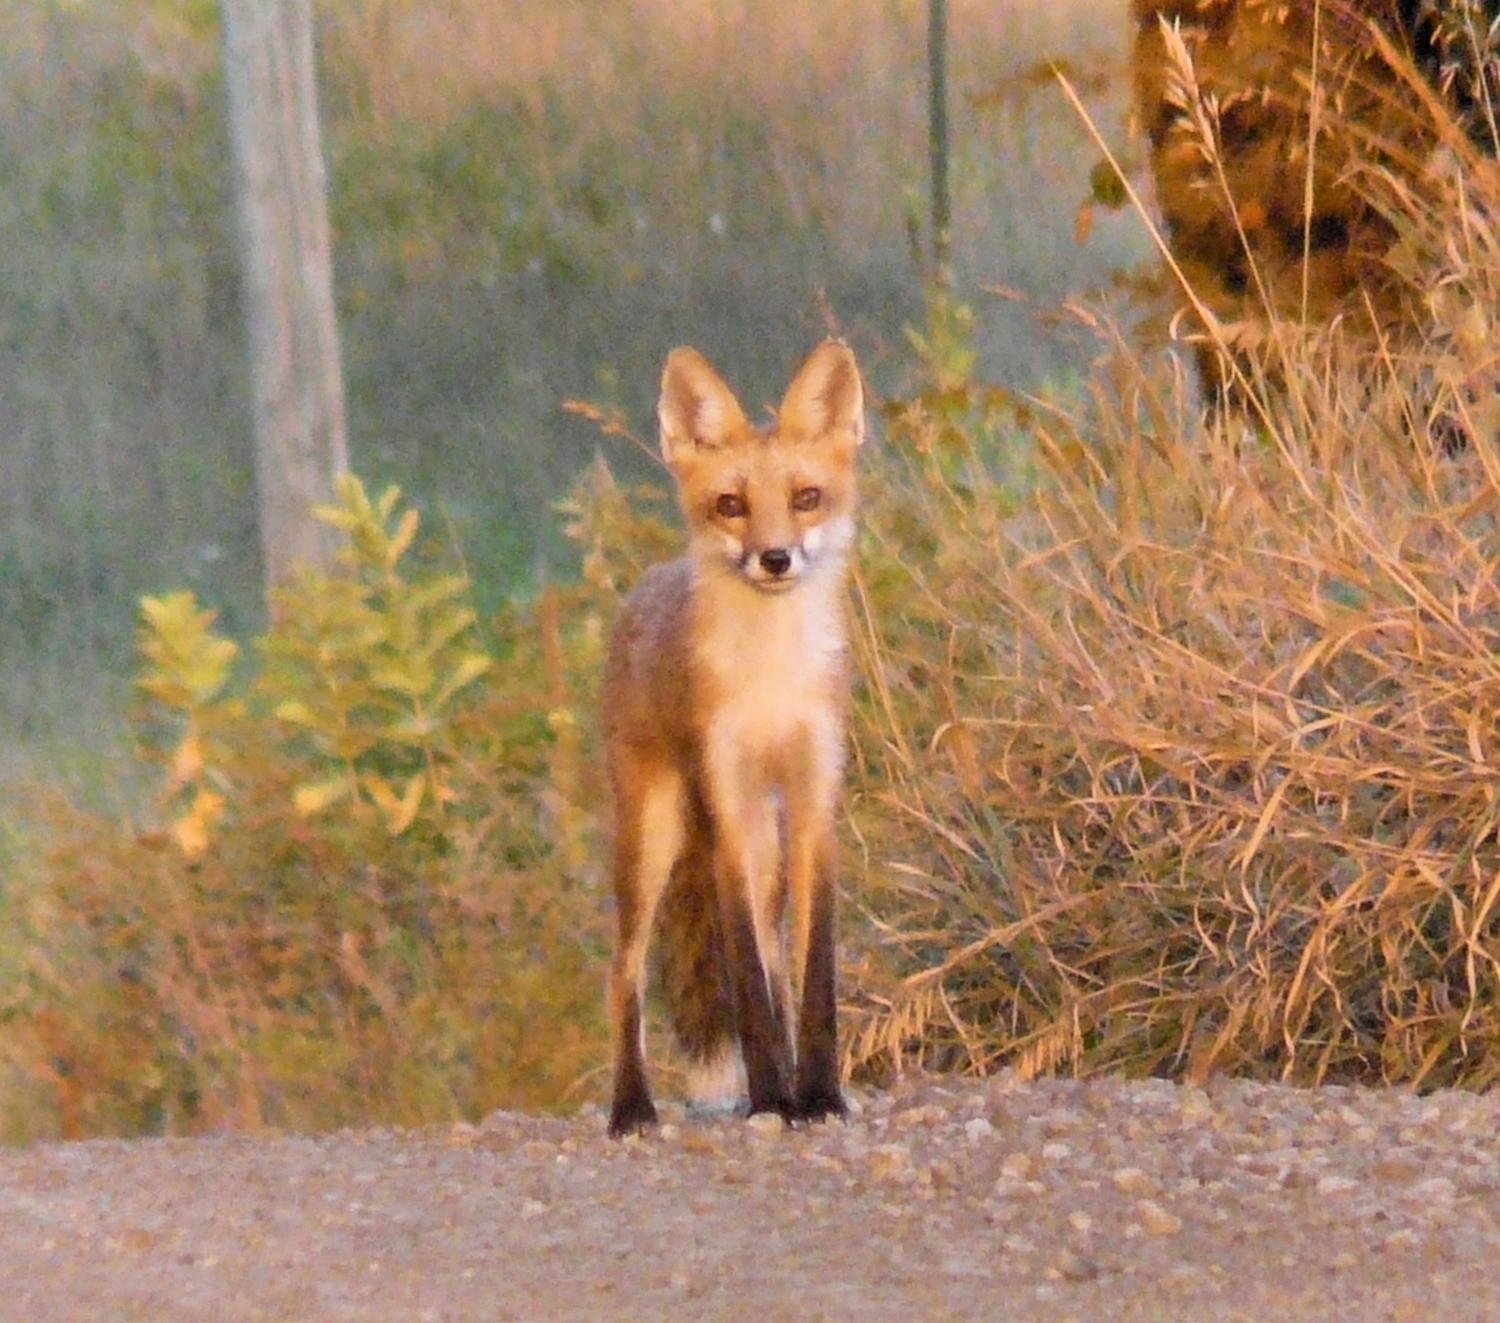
top-left (607, 558), bottom-right (695, 670)
top-left (603, 558), bottom-right (700, 746)
top-left (617, 558), bottom-right (694, 630)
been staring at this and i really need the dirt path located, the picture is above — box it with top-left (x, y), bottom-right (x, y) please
top-left (7, 1074), bottom-right (1500, 1322)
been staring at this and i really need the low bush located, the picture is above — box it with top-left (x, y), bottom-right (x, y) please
top-left (0, 475), bottom-right (653, 1139)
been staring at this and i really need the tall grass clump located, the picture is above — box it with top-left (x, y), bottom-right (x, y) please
top-left (844, 32), bottom-right (1500, 1091)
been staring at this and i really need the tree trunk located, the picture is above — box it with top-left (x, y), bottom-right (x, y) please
top-left (221, 0), bottom-right (349, 607)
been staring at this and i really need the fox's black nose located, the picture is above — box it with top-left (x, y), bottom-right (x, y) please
top-left (760, 548), bottom-right (792, 577)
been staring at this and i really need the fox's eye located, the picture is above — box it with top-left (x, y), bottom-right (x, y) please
top-left (715, 493), bottom-right (747, 519)
top-left (792, 487), bottom-right (822, 513)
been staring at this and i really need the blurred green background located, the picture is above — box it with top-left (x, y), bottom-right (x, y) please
top-left (0, 0), bottom-right (1143, 790)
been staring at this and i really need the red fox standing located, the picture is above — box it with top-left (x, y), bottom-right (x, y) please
top-left (603, 340), bottom-right (864, 1136)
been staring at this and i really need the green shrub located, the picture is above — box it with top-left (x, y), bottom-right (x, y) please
top-left (0, 477), bottom-right (629, 1140)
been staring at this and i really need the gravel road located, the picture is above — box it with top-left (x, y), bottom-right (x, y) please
top-left (7, 1073), bottom-right (1500, 1322)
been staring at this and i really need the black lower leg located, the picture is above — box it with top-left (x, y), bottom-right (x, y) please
top-left (795, 878), bottom-right (845, 1121)
top-left (608, 982), bottom-right (657, 1137)
top-left (721, 891), bottom-right (794, 1118)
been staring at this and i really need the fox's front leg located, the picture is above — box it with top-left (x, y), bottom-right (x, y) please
top-left (707, 774), bottom-right (795, 1119)
top-left (607, 765), bottom-right (684, 1137)
top-left (787, 737), bottom-right (847, 1122)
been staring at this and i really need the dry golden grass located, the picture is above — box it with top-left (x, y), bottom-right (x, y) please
top-left (848, 368), bottom-right (1500, 1088)
top-left (843, 29), bottom-right (1500, 1090)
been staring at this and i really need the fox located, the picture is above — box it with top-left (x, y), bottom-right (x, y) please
top-left (602, 339), bottom-right (865, 1137)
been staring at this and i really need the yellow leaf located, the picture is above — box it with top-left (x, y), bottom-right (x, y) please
top-left (385, 773), bottom-right (425, 836)
top-left (137, 591), bottom-right (237, 708)
top-left (172, 789), bottom-right (226, 861)
top-left (386, 508), bottom-right (420, 567)
top-left (362, 773), bottom-right (398, 817)
top-left (376, 484), bottom-right (403, 520)
top-left (274, 700), bottom-right (318, 727)
top-left (311, 504), bottom-right (360, 532)
top-left (430, 652), bottom-right (493, 712)
top-left (137, 675), bottom-right (187, 706)
top-left (293, 777), bottom-right (351, 817)
top-left (185, 643), bottom-right (238, 704)
top-left (169, 727), bottom-right (204, 790)
top-left (336, 472), bottom-right (368, 510)
top-left (138, 595), bottom-right (172, 629)
top-left (370, 667), bottom-right (421, 696)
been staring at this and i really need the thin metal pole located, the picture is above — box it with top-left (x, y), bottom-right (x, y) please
top-left (928, 0), bottom-right (952, 284)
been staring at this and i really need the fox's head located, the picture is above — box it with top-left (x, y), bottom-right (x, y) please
top-left (657, 340), bottom-right (865, 594)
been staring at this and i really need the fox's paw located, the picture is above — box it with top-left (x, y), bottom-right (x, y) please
top-left (746, 1091), bottom-right (797, 1128)
top-left (607, 1093), bottom-right (659, 1139)
top-left (792, 1086), bottom-right (847, 1125)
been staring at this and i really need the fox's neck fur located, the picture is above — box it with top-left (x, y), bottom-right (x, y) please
top-left (687, 550), bottom-right (850, 758)
top-left (691, 551), bottom-right (848, 672)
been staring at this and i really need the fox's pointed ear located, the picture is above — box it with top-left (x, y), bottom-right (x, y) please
top-left (658, 348), bottom-right (750, 470)
top-left (779, 340), bottom-right (864, 449)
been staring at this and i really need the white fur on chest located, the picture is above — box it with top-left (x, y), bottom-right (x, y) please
top-left (693, 574), bottom-right (845, 756)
